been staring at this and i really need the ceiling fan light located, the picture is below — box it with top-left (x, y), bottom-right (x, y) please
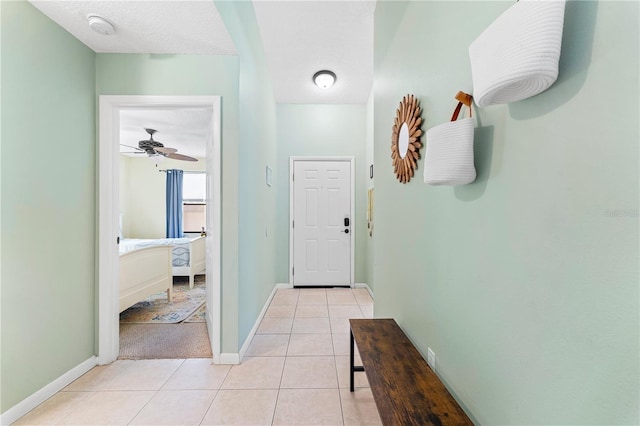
top-left (313, 70), bottom-right (336, 89)
top-left (150, 154), bottom-right (165, 164)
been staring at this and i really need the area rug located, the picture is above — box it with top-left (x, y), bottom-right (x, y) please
top-left (184, 304), bottom-right (206, 323)
top-left (120, 276), bottom-right (206, 324)
top-left (119, 323), bottom-right (213, 359)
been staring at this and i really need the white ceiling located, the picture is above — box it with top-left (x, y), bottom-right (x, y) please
top-left (253, 0), bottom-right (375, 104)
top-left (29, 0), bottom-right (376, 157)
top-left (29, 0), bottom-right (237, 55)
top-left (119, 107), bottom-right (212, 158)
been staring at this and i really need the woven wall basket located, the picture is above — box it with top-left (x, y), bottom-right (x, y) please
top-left (469, 0), bottom-right (566, 107)
top-left (424, 92), bottom-right (476, 186)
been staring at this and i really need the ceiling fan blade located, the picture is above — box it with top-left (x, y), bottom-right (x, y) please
top-left (121, 143), bottom-right (144, 152)
top-left (166, 153), bottom-right (198, 162)
top-left (155, 146), bottom-right (178, 154)
top-left (121, 152), bottom-right (147, 154)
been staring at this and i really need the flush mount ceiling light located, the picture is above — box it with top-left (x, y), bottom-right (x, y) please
top-left (313, 70), bottom-right (337, 89)
top-left (87, 15), bottom-right (115, 36)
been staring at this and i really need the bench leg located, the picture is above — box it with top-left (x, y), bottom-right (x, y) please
top-left (350, 329), bottom-right (364, 392)
top-left (350, 329), bottom-right (355, 392)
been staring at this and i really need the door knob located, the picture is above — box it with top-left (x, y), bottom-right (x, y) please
top-left (344, 229), bottom-right (350, 234)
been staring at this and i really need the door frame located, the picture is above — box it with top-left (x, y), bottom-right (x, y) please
top-left (289, 156), bottom-right (355, 288)
top-left (97, 95), bottom-right (222, 364)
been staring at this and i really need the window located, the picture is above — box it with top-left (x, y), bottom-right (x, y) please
top-left (182, 172), bottom-right (206, 233)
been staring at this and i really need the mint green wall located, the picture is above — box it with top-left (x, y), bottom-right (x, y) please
top-left (120, 156), bottom-right (205, 238)
top-left (373, 1), bottom-right (639, 424)
top-left (275, 104), bottom-right (368, 284)
top-left (1, 1), bottom-right (96, 413)
top-left (365, 96), bottom-right (374, 288)
top-left (215, 1), bottom-right (279, 348)
top-left (95, 53), bottom-right (242, 352)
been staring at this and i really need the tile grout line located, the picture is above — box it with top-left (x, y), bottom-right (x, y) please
top-left (198, 359), bottom-right (234, 425)
top-left (196, 387), bottom-right (219, 426)
top-left (51, 391), bottom-right (97, 426)
top-left (271, 293), bottom-right (294, 426)
top-left (159, 359), bottom-right (187, 391)
top-left (331, 312), bottom-right (347, 426)
top-left (127, 388), bottom-right (161, 425)
top-left (126, 358), bottom-right (186, 425)
top-left (19, 288), bottom-right (377, 426)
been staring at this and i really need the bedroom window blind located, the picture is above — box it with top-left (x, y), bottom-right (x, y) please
top-left (184, 203), bottom-right (206, 233)
top-left (182, 172), bottom-right (206, 233)
top-left (183, 172), bottom-right (206, 202)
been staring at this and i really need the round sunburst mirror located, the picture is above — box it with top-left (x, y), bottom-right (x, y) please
top-left (391, 94), bottom-right (423, 183)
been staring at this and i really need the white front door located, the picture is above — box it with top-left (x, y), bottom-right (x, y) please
top-left (292, 159), bottom-right (352, 287)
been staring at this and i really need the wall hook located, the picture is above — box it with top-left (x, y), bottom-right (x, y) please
top-left (455, 91), bottom-right (473, 107)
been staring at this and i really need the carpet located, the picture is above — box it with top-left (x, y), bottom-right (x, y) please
top-left (185, 304), bottom-right (206, 323)
top-left (119, 323), bottom-right (213, 359)
top-left (119, 276), bottom-right (205, 324)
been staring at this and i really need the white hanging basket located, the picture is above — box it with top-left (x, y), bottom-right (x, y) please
top-left (469, 0), bottom-right (566, 107)
top-left (424, 92), bottom-right (476, 186)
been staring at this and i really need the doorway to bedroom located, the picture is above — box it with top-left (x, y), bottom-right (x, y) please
top-left (98, 96), bottom-right (222, 364)
top-left (117, 109), bottom-right (210, 359)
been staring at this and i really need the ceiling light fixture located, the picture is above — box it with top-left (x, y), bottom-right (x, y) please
top-left (313, 70), bottom-right (337, 89)
top-left (87, 15), bottom-right (115, 36)
top-left (150, 154), bottom-right (165, 165)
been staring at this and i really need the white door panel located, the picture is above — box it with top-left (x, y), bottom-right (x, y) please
top-left (293, 160), bottom-right (351, 286)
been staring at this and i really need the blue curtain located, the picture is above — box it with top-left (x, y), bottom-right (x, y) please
top-left (166, 169), bottom-right (184, 238)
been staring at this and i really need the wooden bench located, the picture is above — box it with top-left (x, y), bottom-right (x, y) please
top-left (350, 318), bottom-right (473, 426)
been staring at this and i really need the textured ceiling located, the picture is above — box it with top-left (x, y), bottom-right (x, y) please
top-left (29, 0), bottom-right (375, 155)
top-left (253, 0), bottom-right (376, 104)
top-left (28, 0), bottom-right (237, 55)
top-left (119, 108), bottom-right (212, 159)
top-left (29, 0), bottom-right (375, 104)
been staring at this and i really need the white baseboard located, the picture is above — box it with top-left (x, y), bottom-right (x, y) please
top-left (1, 356), bottom-right (97, 426)
top-left (274, 283), bottom-right (292, 290)
top-left (214, 284), bottom-right (290, 365)
top-left (221, 282), bottom-right (371, 366)
top-left (355, 282), bottom-right (374, 299)
top-left (218, 353), bottom-right (240, 364)
top-left (276, 282), bottom-right (293, 289)
top-left (237, 283), bottom-right (289, 363)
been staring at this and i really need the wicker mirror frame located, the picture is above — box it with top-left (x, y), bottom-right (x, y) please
top-left (391, 94), bottom-right (423, 183)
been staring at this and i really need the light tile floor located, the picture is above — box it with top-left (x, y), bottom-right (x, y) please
top-left (13, 287), bottom-right (382, 426)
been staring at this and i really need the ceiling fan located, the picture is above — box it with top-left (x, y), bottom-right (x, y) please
top-left (121, 128), bottom-right (198, 162)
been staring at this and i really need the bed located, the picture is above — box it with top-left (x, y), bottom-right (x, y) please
top-left (119, 236), bottom-right (206, 289)
top-left (119, 245), bottom-right (172, 313)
